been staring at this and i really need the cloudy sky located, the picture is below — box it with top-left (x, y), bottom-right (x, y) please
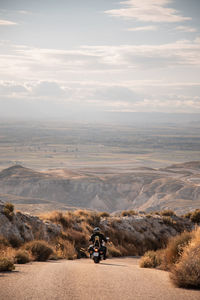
top-left (1, 0), bottom-right (200, 120)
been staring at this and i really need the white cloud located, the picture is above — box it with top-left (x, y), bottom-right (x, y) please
top-left (105, 0), bottom-right (191, 23)
top-left (18, 10), bottom-right (30, 15)
top-left (127, 26), bottom-right (157, 31)
top-left (31, 81), bottom-right (66, 98)
top-left (0, 19), bottom-right (17, 26)
top-left (0, 81), bottom-right (29, 97)
top-left (176, 26), bottom-right (197, 33)
top-left (1, 38), bottom-right (200, 87)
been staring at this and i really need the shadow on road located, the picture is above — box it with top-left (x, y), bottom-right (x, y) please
top-left (99, 262), bottom-right (128, 267)
top-left (0, 270), bottom-right (20, 278)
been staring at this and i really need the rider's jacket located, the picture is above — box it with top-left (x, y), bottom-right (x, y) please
top-left (89, 232), bottom-right (107, 246)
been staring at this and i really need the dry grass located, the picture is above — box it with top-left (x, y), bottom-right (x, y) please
top-left (190, 209), bottom-right (200, 224)
top-left (41, 211), bottom-right (73, 228)
top-left (108, 244), bottom-right (122, 257)
top-left (140, 250), bottom-right (164, 268)
top-left (160, 210), bottom-right (176, 217)
top-left (170, 228), bottom-right (200, 288)
top-left (0, 235), bottom-right (10, 249)
top-left (183, 209), bottom-right (200, 224)
top-left (3, 202), bottom-right (14, 221)
top-left (121, 210), bottom-right (137, 217)
top-left (0, 257), bottom-right (15, 272)
top-left (164, 231), bottom-right (193, 266)
top-left (25, 240), bottom-right (53, 261)
top-left (98, 212), bottom-right (110, 218)
top-left (15, 250), bottom-right (30, 264)
top-left (54, 238), bottom-right (77, 260)
top-left (140, 227), bottom-right (200, 289)
top-left (140, 230), bottom-right (193, 270)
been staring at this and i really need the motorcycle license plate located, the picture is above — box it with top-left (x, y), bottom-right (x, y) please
top-left (93, 252), bottom-right (99, 257)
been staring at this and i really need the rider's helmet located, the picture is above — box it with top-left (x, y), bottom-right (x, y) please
top-left (93, 227), bottom-right (100, 233)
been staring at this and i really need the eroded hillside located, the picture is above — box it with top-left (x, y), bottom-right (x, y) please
top-left (0, 162), bottom-right (200, 214)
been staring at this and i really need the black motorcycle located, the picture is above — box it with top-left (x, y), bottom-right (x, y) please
top-left (88, 237), bottom-right (109, 263)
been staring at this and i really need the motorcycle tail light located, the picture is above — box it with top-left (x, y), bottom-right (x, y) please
top-left (94, 248), bottom-right (98, 252)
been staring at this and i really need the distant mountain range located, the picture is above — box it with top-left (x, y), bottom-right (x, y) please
top-left (0, 162), bottom-right (200, 214)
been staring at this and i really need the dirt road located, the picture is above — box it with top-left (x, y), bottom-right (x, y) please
top-left (0, 258), bottom-right (199, 300)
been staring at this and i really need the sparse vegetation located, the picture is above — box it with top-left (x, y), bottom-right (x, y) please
top-left (99, 212), bottom-right (110, 218)
top-left (164, 231), bottom-right (192, 266)
top-left (0, 257), bottom-right (15, 272)
top-left (190, 209), bottom-right (200, 224)
top-left (3, 203), bottom-right (14, 221)
top-left (0, 206), bottom-right (196, 277)
top-left (183, 209), bottom-right (200, 224)
top-left (0, 235), bottom-right (10, 249)
top-left (15, 250), bottom-right (30, 264)
top-left (107, 244), bottom-right (122, 257)
top-left (160, 210), bottom-right (176, 217)
top-left (162, 216), bottom-right (175, 226)
top-left (25, 240), bottom-right (53, 261)
top-left (140, 250), bottom-right (162, 268)
top-left (170, 228), bottom-right (200, 288)
top-left (140, 228), bottom-right (200, 289)
top-left (121, 210), bottom-right (137, 217)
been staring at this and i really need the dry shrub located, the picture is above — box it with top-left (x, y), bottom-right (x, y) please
top-left (108, 244), bottom-right (122, 257)
top-left (66, 228), bottom-right (88, 248)
top-left (140, 256), bottom-right (154, 268)
top-left (170, 228), bottom-right (200, 288)
top-left (42, 211), bottom-right (72, 228)
top-left (162, 216), bottom-right (175, 226)
top-left (3, 203), bottom-right (14, 221)
top-left (183, 212), bottom-right (192, 219)
top-left (164, 231), bottom-right (193, 266)
top-left (0, 235), bottom-right (10, 249)
top-left (99, 212), bottom-right (110, 218)
top-left (160, 210), bottom-right (176, 217)
top-left (140, 250), bottom-right (162, 268)
top-left (140, 231), bottom-right (193, 271)
top-left (55, 239), bottom-right (76, 260)
top-left (73, 210), bottom-right (100, 227)
top-left (15, 250), bottom-right (30, 264)
top-left (9, 236), bottom-right (22, 248)
top-left (4, 202), bottom-right (14, 212)
top-left (74, 209), bottom-right (90, 217)
top-left (183, 209), bottom-right (200, 224)
top-left (0, 257), bottom-right (15, 272)
top-left (121, 210), bottom-right (137, 217)
top-left (25, 240), bottom-right (53, 261)
top-left (190, 209), bottom-right (200, 224)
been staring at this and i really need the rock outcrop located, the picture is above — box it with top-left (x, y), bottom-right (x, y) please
top-left (0, 202), bottom-right (61, 246)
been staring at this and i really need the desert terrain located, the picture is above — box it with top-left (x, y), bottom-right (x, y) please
top-left (0, 161), bottom-right (199, 215)
top-left (0, 121), bottom-right (199, 214)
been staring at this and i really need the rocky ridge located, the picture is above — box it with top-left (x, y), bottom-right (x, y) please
top-left (0, 202), bottom-right (61, 246)
top-left (0, 162), bottom-right (200, 214)
top-left (0, 202), bottom-right (193, 255)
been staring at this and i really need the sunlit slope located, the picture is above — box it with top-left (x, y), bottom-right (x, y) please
top-left (0, 162), bottom-right (199, 214)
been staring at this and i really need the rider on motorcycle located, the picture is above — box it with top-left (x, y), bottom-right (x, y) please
top-left (89, 227), bottom-right (107, 259)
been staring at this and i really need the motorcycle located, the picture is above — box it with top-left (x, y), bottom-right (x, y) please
top-left (89, 237), bottom-right (109, 264)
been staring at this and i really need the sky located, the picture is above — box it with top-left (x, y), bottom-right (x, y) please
top-left (0, 0), bottom-right (200, 120)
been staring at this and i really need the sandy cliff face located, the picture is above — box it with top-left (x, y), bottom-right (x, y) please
top-left (0, 163), bottom-right (199, 214)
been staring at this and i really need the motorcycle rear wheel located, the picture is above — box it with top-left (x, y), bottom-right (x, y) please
top-left (93, 257), bottom-right (100, 263)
